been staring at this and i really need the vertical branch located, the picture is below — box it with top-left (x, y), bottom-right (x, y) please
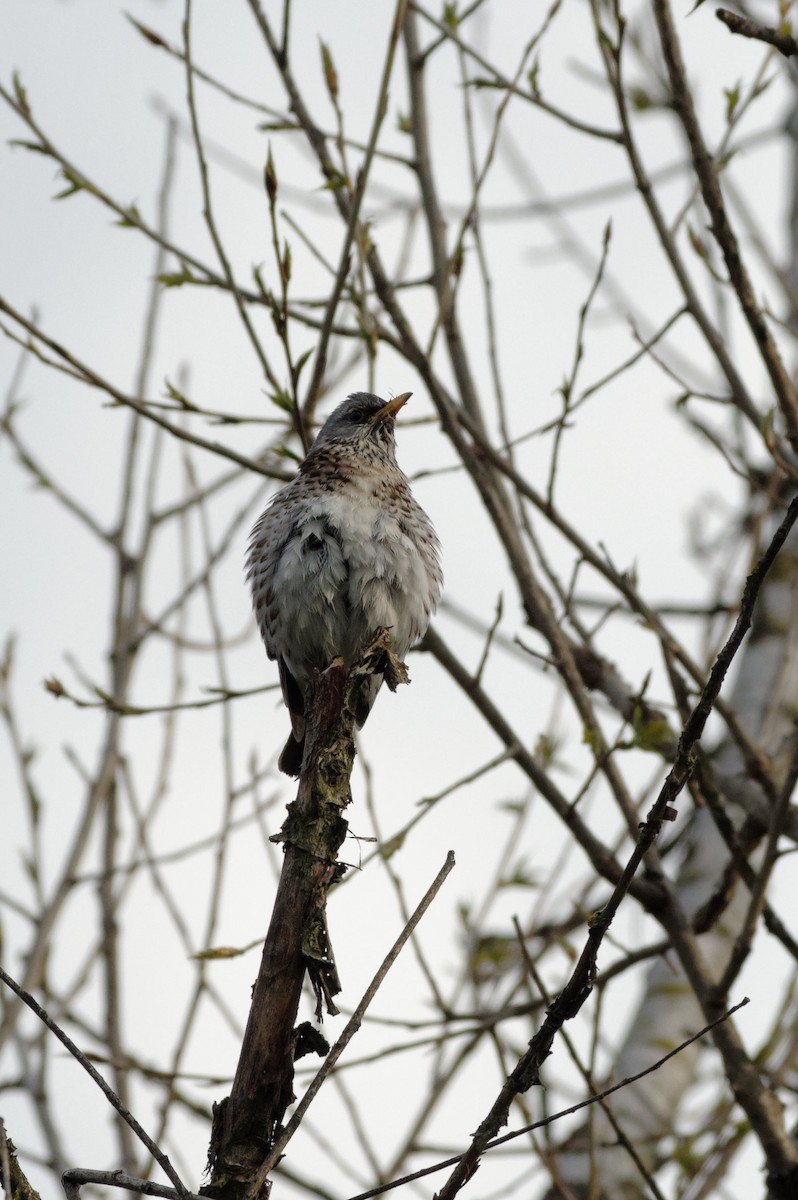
top-left (100, 777), bottom-right (136, 1174)
top-left (590, 0), bottom-right (762, 432)
top-left (650, 0), bottom-right (798, 447)
top-left (205, 634), bottom-right (405, 1200)
top-left (402, 9), bottom-right (486, 432)
top-left (300, 0), bottom-right (409, 426)
top-left (183, 0), bottom-right (281, 399)
top-left (98, 113), bottom-right (181, 1174)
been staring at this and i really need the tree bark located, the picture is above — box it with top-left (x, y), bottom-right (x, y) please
top-left (204, 632), bottom-right (406, 1200)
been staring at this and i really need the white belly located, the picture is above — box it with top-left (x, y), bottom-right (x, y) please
top-left (271, 488), bottom-right (435, 685)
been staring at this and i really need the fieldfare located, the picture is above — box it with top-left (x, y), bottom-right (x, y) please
top-left (247, 391), bottom-right (442, 776)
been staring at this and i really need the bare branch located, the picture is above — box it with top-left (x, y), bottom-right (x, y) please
top-left (0, 967), bottom-right (187, 1194)
top-left (716, 8), bottom-right (798, 58)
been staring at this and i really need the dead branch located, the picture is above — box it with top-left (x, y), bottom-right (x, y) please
top-left (204, 632), bottom-right (405, 1200)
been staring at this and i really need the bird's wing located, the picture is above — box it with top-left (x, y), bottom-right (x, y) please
top-left (278, 655), bottom-right (306, 742)
top-left (246, 486), bottom-right (298, 664)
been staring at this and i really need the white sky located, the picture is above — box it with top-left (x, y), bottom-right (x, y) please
top-left (2, 2), bottom-right (797, 1197)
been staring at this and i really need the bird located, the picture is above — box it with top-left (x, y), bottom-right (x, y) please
top-left (246, 391), bottom-right (442, 776)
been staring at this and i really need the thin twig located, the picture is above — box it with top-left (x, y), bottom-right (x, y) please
top-left (342, 998), bottom-right (750, 1200)
top-left (0, 966), bottom-right (187, 1194)
top-left (301, 0), bottom-right (409, 426)
top-left (512, 917), bottom-right (668, 1200)
top-left (716, 8), bottom-right (798, 58)
top-left (652, 0), bottom-right (798, 446)
top-left (62, 1170), bottom-right (202, 1200)
top-left (433, 495), bottom-right (798, 1200)
top-left (183, 0), bottom-right (281, 398)
top-left (0, 297), bottom-right (277, 476)
top-left (246, 851), bottom-right (456, 1193)
top-left (589, 0), bottom-right (763, 436)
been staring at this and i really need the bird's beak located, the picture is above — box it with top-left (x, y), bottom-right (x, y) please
top-left (373, 392), bottom-right (411, 422)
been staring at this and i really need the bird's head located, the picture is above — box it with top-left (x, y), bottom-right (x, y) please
top-left (309, 391), bottom-right (411, 458)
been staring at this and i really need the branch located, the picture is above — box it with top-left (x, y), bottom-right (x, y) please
top-left (183, 0), bottom-right (282, 401)
top-left (246, 851), bottom-right (456, 1196)
top-left (590, 0), bottom-right (763, 433)
top-left (652, 0), bottom-right (798, 448)
top-left (0, 1122), bottom-right (42, 1200)
top-left (342, 998), bottom-right (750, 1200)
top-left (204, 631), bottom-right (408, 1200)
top-left (433, 494), bottom-right (798, 1200)
top-left (301, 0), bottom-right (409, 425)
top-left (0, 297), bottom-right (279, 477)
top-left (716, 8), bottom-right (798, 58)
top-left (0, 966), bottom-right (187, 1194)
top-left (422, 627), bottom-right (636, 898)
top-left (62, 1171), bottom-right (202, 1200)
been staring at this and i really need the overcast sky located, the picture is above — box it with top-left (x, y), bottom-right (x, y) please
top-left (2, 3), bottom-right (796, 1197)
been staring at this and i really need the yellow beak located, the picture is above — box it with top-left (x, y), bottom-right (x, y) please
top-left (373, 392), bottom-right (411, 422)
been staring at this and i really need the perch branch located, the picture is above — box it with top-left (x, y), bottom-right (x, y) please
top-left (204, 631), bottom-right (407, 1200)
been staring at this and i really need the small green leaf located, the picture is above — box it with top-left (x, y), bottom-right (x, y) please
top-left (158, 263), bottom-right (197, 288)
top-left (9, 139), bottom-right (50, 156)
top-left (273, 443), bottom-right (304, 465)
top-left (164, 379), bottom-right (197, 410)
top-left (268, 389), bottom-right (294, 413)
top-left (12, 70), bottom-right (30, 116)
top-left (533, 732), bottom-right (561, 769)
top-left (468, 76), bottom-right (503, 91)
top-left (192, 939), bottom-right (261, 961)
top-left (53, 165), bottom-right (85, 201)
top-left (631, 705), bottom-right (676, 755)
top-left (252, 263), bottom-right (272, 301)
top-left (629, 87), bottom-right (654, 112)
top-left (320, 166), bottom-right (348, 193)
top-left (257, 120), bottom-right (295, 133)
top-left (752, 73), bottom-right (774, 102)
top-left (724, 82), bottom-right (740, 123)
top-left (443, 2), bottom-right (459, 29)
top-left (291, 347), bottom-right (313, 390)
top-left (469, 935), bottom-right (514, 971)
top-left (582, 725), bottom-right (603, 756)
top-left (498, 859), bottom-right (539, 890)
top-left (115, 202), bottom-right (142, 229)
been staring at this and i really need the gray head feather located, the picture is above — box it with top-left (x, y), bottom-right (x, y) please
top-left (311, 392), bottom-right (397, 453)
